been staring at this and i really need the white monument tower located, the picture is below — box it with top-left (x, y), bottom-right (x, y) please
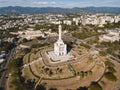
top-left (54, 25), bottom-right (67, 56)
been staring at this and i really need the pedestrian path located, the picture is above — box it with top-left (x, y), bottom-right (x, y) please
top-left (21, 58), bottom-right (42, 68)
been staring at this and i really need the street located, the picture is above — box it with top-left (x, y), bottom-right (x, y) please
top-left (0, 44), bottom-right (16, 90)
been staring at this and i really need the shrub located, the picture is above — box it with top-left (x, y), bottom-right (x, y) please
top-left (77, 86), bottom-right (88, 90)
top-left (80, 43), bottom-right (90, 49)
top-left (105, 61), bottom-right (115, 67)
top-left (89, 82), bottom-right (102, 90)
top-left (49, 88), bottom-right (57, 90)
top-left (104, 72), bottom-right (117, 82)
top-left (99, 51), bottom-right (107, 56)
top-left (36, 84), bottom-right (46, 90)
top-left (107, 67), bottom-right (116, 73)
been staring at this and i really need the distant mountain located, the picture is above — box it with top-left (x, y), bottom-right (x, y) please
top-left (0, 6), bottom-right (120, 14)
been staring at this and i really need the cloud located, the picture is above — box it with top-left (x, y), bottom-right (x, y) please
top-left (0, 0), bottom-right (7, 2)
top-left (0, 0), bottom-right (120, 7)
top-left (33, 1), bottom-right (57, 5)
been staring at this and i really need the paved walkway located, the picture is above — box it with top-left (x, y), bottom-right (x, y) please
top-left (35, 75), bottom-right (43, 89)
top-left (21, 58), bottom-right (42, 68)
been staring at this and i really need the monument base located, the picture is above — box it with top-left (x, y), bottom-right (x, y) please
top-left (48, 51), bottom-right (74, 61)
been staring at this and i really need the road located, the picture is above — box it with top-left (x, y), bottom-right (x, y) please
top-left (0, 44), bottom-right (16, 90)
top-left (107, 54), bottom-right (120, 63)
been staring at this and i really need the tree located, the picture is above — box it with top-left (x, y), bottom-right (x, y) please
top-left (105, 61), bottom-right (115, 67)
top-left (89, 82), bottom-right (102, 90)
top-left (99, 51), bottom-right (107, 56)
top-left (104, 72), bottom-right (117, 82)
top-left (44, 68), bottom-right (50, 74)
top-left (107, 67), bottom-right (116, 73)
top-left (7, 58), bottom-right (21, 74)
top-left (49, 88), bottom-right (57, 90)
top-left (22, 38), bottom-right (29, 43)
top-left (77, 86), bottom-right (88, 90)
top-left (36, 84), bottom-right (46, 90)
top-left (49, 70), bottom-right (53, 76)
top-left (80, 71), bottom-right (84, 79)
top-left (88, 71), bottom-right (92, 75)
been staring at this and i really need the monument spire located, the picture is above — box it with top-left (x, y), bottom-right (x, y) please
top-left (54, 24), bottom-right (67, 56)
top-left (59, 24), bottom-right (62, 40)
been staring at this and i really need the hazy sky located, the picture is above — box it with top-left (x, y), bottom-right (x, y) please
top-left (0, 0), bottom-right (120, 8)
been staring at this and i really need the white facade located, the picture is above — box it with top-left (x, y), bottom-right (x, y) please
top-left (63, 20), bottom-right (72, 25)
top-left (54, 25), bottom-right (67, 56)
top-left (51, 21), bottom-right (62, 25)
top-left (99, 29), bottom-right (120, 42)
top-left (80, 14), bottom-right (120, 27)
top-left (18, 30), bottom-right (44, 40)
top-left (0, 59), bottom-right (4, 64)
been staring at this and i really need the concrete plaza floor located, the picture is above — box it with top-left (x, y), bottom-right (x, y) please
top-left (48, 51), bottom-right (74, 61)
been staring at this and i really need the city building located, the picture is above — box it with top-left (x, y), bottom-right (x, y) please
top-left (63, 20), bottom-right (72, 25)
top-left (18, 29), bottom-right (45, 40)
top-left (99, 28), bottom-right (120, 42)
